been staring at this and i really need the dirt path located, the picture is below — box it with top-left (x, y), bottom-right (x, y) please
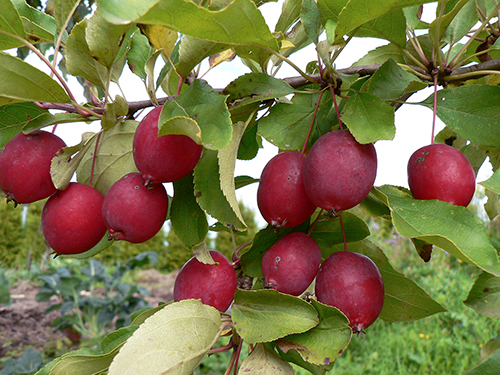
top-left (0, 269), bottom-right (178, 361)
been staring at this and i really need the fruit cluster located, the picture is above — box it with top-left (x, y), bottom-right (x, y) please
top-left (0, 112), bottom-right (476, 334)
top-left (0, 105), bottom-right (203, 255)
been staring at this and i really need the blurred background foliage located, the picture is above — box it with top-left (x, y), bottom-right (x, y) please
top-left (0, 199), bottom-right (259, 271)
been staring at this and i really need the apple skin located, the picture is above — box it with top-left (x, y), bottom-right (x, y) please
top-left (261, 232), bottom-right (321, 296)
top-left (315, 251), bottom-right (384, 333)
top-left (0, 130), bottom-right (66, 204)
top-left (257, 151), bottom-right (317, 228)
top-left (102, 172), bottom-right (169, 243)
top-left (174, 250), bottom-right (237, 312)
top-left (303, 129), bottom-right (377, 213)
top-left (42, 182), bottom-right (107, 255)
top-left (407, 143), bottom-right (476, 207)
top-left (133, 106), bottom-right (203, 183)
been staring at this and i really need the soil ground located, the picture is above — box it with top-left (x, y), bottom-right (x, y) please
top-left (0, 269), bottom-right (178, 362)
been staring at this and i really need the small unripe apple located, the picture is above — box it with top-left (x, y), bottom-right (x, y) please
top-left (102, 172), bottom-right (169, 243)
top-left (42, 182), bottom-right (107, 255)
top-left (407, 143), bottom-right (476, 207)
top-left (133, 106), bottom-right (203, 183)
top-left (174, 250), bottom-right (237, 312)
top-left (0, 130), bottom-right (66, 204)
top-left (303, 129), bottom-right (377, 213)
top-left (257, 151), bottom-right (317, 228)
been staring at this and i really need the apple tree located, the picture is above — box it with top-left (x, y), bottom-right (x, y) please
top-left (1, 0), bottom-right (500, 374)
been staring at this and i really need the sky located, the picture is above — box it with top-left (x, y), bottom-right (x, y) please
top-left (39, 1), bottom-right (491, 226)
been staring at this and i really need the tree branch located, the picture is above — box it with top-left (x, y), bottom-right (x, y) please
top-left (36, 57), bottom-right (500, 117)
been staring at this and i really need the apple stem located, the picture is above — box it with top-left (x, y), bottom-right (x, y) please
top-left (224, 335), bottom-right (243, 375)
top-left (431, 74), bottom-right (438, 144)
top-left (329, 85), bottom-right (343, 130)
top-left (176, 75), bottom-right (183, 97)
top-left (339, 213), bottom-right (348, 252)
top-left (89, 132), bottom-right (103, 187)
top-left (307, 209), bottom-right (324, 236)
top-left (301, 90), bottom-right (325, 155)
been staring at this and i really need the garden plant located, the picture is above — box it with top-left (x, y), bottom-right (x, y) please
top-left (0, 0), bottom-right (500, 374)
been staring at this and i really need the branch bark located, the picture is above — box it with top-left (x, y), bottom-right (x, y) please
top-left (37, 57), bottom-right (500, 117)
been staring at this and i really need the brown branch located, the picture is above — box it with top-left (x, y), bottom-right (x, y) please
top-left (36, 57), bottom-right (500, 117)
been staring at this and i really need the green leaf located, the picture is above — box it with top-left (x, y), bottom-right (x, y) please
top-left (101, 326), bottom-right (139, 354)
top-left (310, 212), bottom-right (370, 257)
top-left (346, 240), bottom-right (447, 322)
top-left (97, 0), bottom-right (159, 24)
top-left (464, 272), bottom-right (500, 318)
top-left (100, 0), bottom-right (278, 50)
top-left (51, 139), bottom-right (91, 191)
top-left (224, 73), bottom-right (295, 106)
top-left (232, 289), bottom-right (319, 343)
top-left (0, 52), bottom-right (71, 104)
top-left (444, 0), bottom-right (478, 45)
top-left (65, 19), bottom-right (108, 89)
top-left (334, 0), bottom-right (435, 44)
top-left (53, 0), bottom-right (79, 34)
top-left (176, 35), bottom-right (229, 79)
top-left (0, 102), bottom-right (48, 146)
top-left (342, 91), bottom-right (395, 143)
top-left (218, 121), bottom-right (248, 229)
top-left (76, 121), bottom-right (139, 195)
top-left (171, 173), bottom-right (209, 249)
top-left (101, 95), bottom-right (129, 130)
top-left (158, 101), bottom-right (202, 144)
top-left (282, 300), bottom-right (352, 366)
top-left (353, 43), bottom-right (405, 66)
top-left (373, 185), bottom-right (500, 276)
top-left (301, 0), bottom-right (322, 43)
top-left (172, 80), bottom-right (232, 150)
top-left (421, 85), bottom-right (500, 147)
top-left (86, 9), bottom-right (132, 69)
top-left (34, 348), bottom-right (102, 375)
top-left (362, 59), bottom-right (427, 100)
top-left (481, 169), bottom-right (500, 195)
top-left (466, 335), bottom-right (500, 375)
top-left (275, 0), bottom-right (302, 32)
top-left (58, 234), bottom-right (115, 260)
top-left (127, 31), bottom-right (153, 80)
top-left (194, 149), bottom-right (246, 230)
top-left (318, 0), bottom-right (408, 47)
top-left (429, 0), bottom-right (476, 46)
top-left (258, 93), bottom-right (322, 151)
top-left (12, 0), bottom-right (57, 44)
top-left (108, 299), bottom-right (221, 375)
top-left (0, 0), bottom-right (26, 50)
top-left (238, 344), bottom-right (295, 374)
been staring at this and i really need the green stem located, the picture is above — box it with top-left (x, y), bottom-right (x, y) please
top-left (431, 74), bottom-right (438, 144)
top-left (260, 45), bottom-right (318, 84)
top-left (444, 69), bottom-right (500, 81)
top-left (449, 3), bottom-right (500, 70)
top-left (301, 90), bottom-right (325, 155)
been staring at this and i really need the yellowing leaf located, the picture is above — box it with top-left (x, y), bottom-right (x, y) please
top-left (238, 344), bottom-right (294, 374)
top-left (208, 49), bottom-right (236, 69)
top-left (108, 300), bottom-right (222, 375)
top-left (280, 40), bottom-right (295, 50)
top-left (138, 24), bottom-right (178, 57)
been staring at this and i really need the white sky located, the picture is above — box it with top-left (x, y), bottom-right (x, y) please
top-left (38, 1), bottom-right (491, 226)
